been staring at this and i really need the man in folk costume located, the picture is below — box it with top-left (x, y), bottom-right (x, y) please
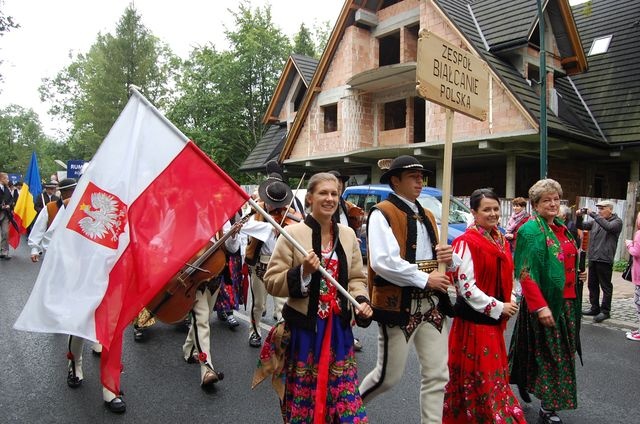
top-left (34, 181), bottom-right (60, 214)
top-left (182, 218), bottom-right (241, 388)
top-left (27, 178), bottom-right (124, 412)
top-left (358, 156), bottom-right (459, 424)
top-left (241, 174), bottom-right (296, 347)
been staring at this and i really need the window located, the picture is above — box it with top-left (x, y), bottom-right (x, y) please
top-left (384, 100), bottom-right (406, 130)
top-left (293, 85), bottom-right (306, 112)
top-left (379, 32), bottom-right (400, 66)
top-left (413, 97), bottom-right (425, 143)
top-left (323, 104), bottom-right (338, 133)
top-left (380, 0), bottom-right (401, 9)
top-left (588, 35), bottom-right (612, 56)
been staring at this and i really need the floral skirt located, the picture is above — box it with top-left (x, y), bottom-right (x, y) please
top-left (508, 298), bottom-right (578, 411)
top-left (282, 317), bottom-right (368, 424)
top-left (443, 319), bottom-right (525, 424)
top-left (214, 255), bottom-right (243, 312)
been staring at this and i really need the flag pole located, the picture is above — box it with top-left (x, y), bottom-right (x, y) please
top-left (128, 85), bottom-right (189, 143)
top-left (247, 197), bottom-right (360, 308)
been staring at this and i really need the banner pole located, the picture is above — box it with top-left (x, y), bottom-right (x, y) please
top-left (128, 85), bottom-right (189, 143)
top-left (247, 198), bottom-right (360, 308)
top-left (438, 108), bottom-right (454, 273)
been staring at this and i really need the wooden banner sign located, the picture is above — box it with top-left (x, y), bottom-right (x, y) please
top-left (417, 30), bottom-right (489, 121)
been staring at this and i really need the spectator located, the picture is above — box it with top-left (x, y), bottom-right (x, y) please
top-left (505, 197), bottom-right (529, 253)
top-left (0, 172), bottom-right (15, 259)
top-left (577, 199), bottom-right (623, 323)
top-left (624, 211), bottom-right (640, 341)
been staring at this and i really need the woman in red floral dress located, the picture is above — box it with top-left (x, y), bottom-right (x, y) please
top-left (443, 188), bottom-right (525, 423)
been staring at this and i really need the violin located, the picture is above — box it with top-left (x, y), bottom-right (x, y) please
top-left (146, 212), bottom-right (252, 324)
top-left (347, 203), bottom-right (365, 233)
top-left (270, 208), bottom-right (303, 227)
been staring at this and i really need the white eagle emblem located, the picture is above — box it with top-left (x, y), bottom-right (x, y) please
top-left (78, 192), bottom-right (126, 242)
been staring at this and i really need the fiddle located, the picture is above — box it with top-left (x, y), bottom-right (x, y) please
top-left (270, 208), bottom-right (303, 227)
top-left (146, 212), bottom-right (252, 324)
top-left (347, 203), bottom-right (365, 234)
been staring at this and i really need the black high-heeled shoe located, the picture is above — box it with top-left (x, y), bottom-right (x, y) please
top-left (539, 407), bottom-right (562, 423)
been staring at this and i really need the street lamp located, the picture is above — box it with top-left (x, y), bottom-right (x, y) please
top-left (54, 159), bottom-right (67, 169)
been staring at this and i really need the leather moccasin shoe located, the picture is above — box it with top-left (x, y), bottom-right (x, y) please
top-left (184, 353), bottom-right (199, 364)
top-left (104, 397), bottom-right (126, 413)
top-left (582, 308), bottom-right (600, 316)
top-left (67, 371), bottom-right (82, 388)
top-left (201, 370), bottom-right (224, 388)
top-left (249, 332), bottom-right (262, 348)
top-left (227, 314), bottom-right (240, 329)
top-left (593, 312), bottom-right (610, 323)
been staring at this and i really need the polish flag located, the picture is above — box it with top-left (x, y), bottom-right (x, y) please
top-left (14, 91), bottom-right (249, 395)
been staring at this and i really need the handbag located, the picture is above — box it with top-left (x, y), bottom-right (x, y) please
top-left (622, 257), bottom-right (633, 282)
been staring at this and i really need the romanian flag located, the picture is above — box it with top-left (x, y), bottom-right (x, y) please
top-left (8, 152), bottom-right (42, 248)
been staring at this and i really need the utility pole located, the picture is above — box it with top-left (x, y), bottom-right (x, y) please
top-left (537, 0), bottom-right (548, 178)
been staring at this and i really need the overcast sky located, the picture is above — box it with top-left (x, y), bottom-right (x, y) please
top-left (0, 0), bottom-right (343, 136)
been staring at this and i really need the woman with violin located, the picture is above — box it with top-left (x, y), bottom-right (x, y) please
top-left (241, 173), bottom-right (301, 348)
top-left (258, 172), bottom-right (373, 423)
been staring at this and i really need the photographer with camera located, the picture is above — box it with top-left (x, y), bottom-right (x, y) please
top-left (577, 200), bottom-right (623, 323)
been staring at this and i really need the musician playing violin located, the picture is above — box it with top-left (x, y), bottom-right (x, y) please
top-left (182, 215), bottom-right (242, 388)
top-left (241, 173), bottom-right (298, 348)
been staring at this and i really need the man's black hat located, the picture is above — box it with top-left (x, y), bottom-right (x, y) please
top-left (328, 170), bottom-right (349, 183)
top-left (43, 180), bottom-right (58, 189)
top-left (258, 173), bottom-right (293, 209)
top-left (58, 178), bottom-right (77, 191)
top-left (379, 155), bottom-right (431, 184)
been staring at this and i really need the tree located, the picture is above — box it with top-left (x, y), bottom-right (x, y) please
top-left (39, 6), bottom-right (179, 160)
top-left (0, 105), bottom-right (62, 177)
top-left (293, 23), bottom-right (316, 58)
top-left (0, 1), bottom-right (20, 89)
top-left (169, 1), bottom-right (290, 183)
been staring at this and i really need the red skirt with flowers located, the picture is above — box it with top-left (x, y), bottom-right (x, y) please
top-left (443, 318), bottom-right (525, 424)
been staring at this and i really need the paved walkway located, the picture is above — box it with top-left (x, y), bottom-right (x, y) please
top-left (583, 271), bottom-right (638, 331)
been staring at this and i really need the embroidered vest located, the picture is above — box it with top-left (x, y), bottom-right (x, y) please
top-left (46, 198), bottom-right (70, 229)
top-left (367, 194), bottom-right (451, 325)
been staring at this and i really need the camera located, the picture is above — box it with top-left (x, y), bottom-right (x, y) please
top-left (580, 208), bottom-right (588, 214)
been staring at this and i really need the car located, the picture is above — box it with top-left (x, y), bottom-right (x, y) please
top-left (342, 184), bottom-right (471, 260)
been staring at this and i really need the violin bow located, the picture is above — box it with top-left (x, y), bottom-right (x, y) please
top-left (248, 197), bottom-right (360, 308)
top-left (278, 172), bottom-right (306, 227)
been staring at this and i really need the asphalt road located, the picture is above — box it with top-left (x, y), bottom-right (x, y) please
top-left (1, 241), bottom-right (638, 423)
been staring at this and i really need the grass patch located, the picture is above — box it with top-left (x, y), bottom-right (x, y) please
top-left (613, 259), bottom-right (629, 272)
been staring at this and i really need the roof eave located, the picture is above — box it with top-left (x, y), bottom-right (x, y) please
top-left (279, 0), bottom-right (356, 162)
top-left (262, 57), bottom-right (295, 125)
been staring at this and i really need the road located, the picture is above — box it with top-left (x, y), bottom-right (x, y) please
top-left (1, 241), bottom-right (638, 423)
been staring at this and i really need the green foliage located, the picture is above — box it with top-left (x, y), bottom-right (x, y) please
top-left (293, 23), bottom-right (316, 58)
top-left (0, 104), bottom-right (64, 178)
top-left (39, 5), bottom-right (179, 160)
top-left (169, 1), bottom-right (290, 184)
top-left (0, 1), bottom-right (20, 88)
top-left (312, 20), bottom-right (332, 56)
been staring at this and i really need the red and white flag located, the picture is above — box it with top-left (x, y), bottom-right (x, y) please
top-left (14, 91), bottom-right (249, 395)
